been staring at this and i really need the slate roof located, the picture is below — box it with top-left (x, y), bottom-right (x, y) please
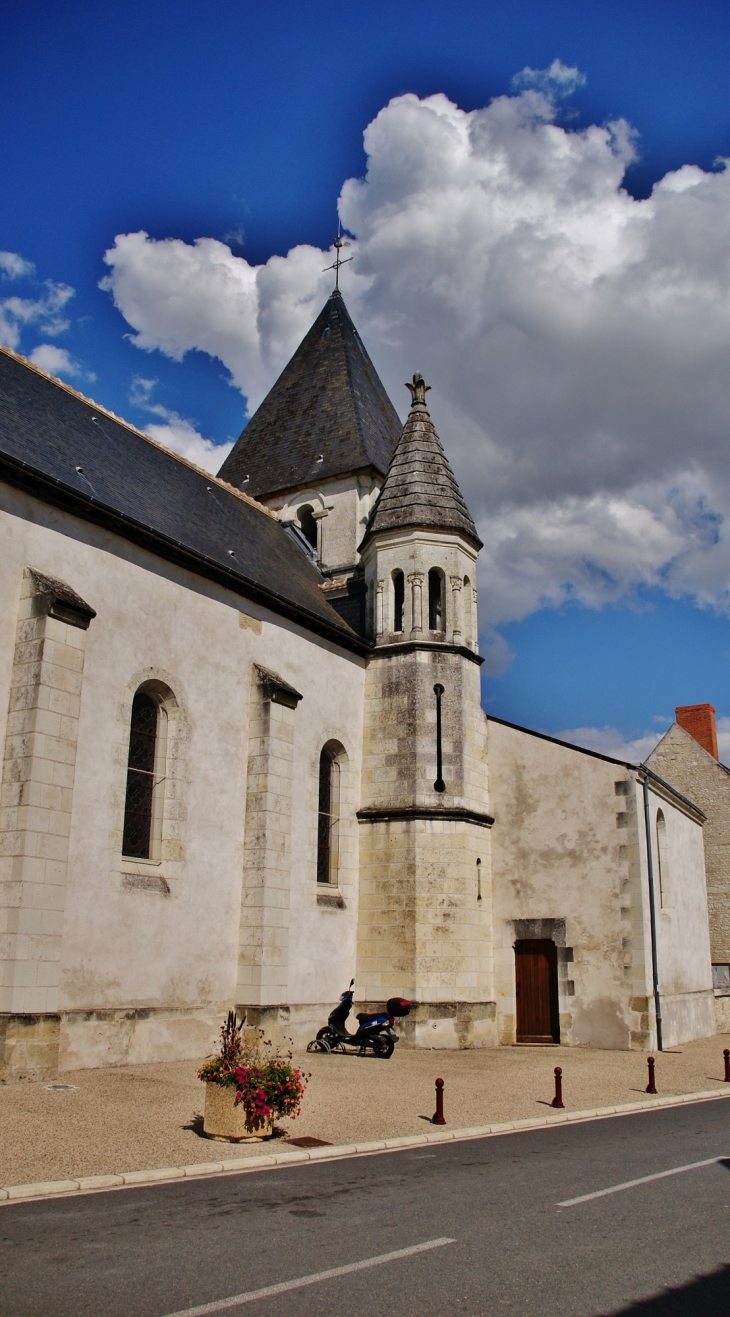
top-left (217, 290), bottom-right (402, 497)
top-left (0, 345), bottom-right (368, 653)
top-left (360, 381), bottom-right (482, 551)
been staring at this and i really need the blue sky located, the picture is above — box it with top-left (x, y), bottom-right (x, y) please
top-left (2, 0), bottom-right (730, 757)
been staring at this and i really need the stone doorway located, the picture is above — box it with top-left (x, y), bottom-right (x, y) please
top-left (514, 939), bottom-right (560, 1043)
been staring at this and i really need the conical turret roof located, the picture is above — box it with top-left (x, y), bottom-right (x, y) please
top-left (218, 290), bottom-right (402, 498)
top-left (359, 373), bottom-right (482, 551)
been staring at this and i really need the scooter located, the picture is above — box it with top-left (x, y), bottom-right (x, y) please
top-left (307, 980), bottom-right (410, 1059)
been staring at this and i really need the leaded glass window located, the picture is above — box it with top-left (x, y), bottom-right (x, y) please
top-left (122, 692), bottom-right (158, 858)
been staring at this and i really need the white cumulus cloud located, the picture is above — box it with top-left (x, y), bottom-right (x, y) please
top-left (0, 251), bottom-right (75, 353)
top-left (100, 70), bottom-right (730, 630)
top-left (558, 715), bottom-right (730, 769)
top-left (129, 375), bottom-right (233, 474)
top-left (29, 344), bottom-right (88, 379)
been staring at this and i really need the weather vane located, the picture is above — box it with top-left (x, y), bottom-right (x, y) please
top-left (323, 220), bottom-right (352, 289)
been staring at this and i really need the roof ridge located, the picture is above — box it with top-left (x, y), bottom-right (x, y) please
top-left (0, 342), bottom-right (276, 520)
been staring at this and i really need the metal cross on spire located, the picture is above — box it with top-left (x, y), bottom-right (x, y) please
top-left (323, 220), bottom-right (352, 289)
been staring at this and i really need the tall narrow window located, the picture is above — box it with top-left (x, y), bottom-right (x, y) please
top-left (393, 570), bottom-right (404, 632)
top-left (317, 745), bottom-right (340, 884)
top-left (463, 575), bottom-right (472, 647)
top-left (298, 505), bottom-right (318, 551)
top-left (123, 693), bottom-right (159, 858)
top-left (428, 569), bottom-right (443, 631)
top-left (656, 810), bottom-right (671, 908)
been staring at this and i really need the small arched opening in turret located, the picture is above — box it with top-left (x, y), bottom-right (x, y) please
top-left (298, 504), bottom-right (318, 551)
top-left (428, 569), bottom-right (444, 632)
top-left (392, 570), bottom-right (405, 633)
top-left (463, 575), bottom-right (472, 647)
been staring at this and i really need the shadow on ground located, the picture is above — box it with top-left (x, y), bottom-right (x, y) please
top-left (607, 1262), bottom-right (730, 1315)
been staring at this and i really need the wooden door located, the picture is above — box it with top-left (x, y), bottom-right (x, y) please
top-left (514, 939), bottom-right (559, 1043)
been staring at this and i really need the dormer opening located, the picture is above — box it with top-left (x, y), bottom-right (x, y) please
top-left (428, 569), bottom-right (444, 632)
top-left (393, 570), bottom-right (404, 633)
top-left (298, 504), bottom-right (318, 552)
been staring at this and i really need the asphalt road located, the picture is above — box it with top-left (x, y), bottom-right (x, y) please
top-left (2, 1099), bottom-right (729, 1317)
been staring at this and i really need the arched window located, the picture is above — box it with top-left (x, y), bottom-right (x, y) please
top-left (317, 744), bottom-right (341, 884)
top-left (463, 575), bottom-right (472, 646)
top-left (393, 570), bottom-right (404, 633)
top-left (122, 690), bottom-right (167, 858)
top-left (656, 809), bottom-right (671, 909)
top-left (428, 569), bottom-right (443, 631)
top-left (298, 505), bottom-right (318, 551)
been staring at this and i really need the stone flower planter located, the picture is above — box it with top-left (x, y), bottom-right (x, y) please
top-left (203, 1083), bottom-right (273, 1141)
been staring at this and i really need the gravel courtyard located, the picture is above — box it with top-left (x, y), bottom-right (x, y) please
top-left (2, 1033), bottom-right (729, 1189)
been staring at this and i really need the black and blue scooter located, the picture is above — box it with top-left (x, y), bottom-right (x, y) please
top-left (307, 980), bottom-right (411, 1059)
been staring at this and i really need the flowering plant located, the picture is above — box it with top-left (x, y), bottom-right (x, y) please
top-left (198, 1012), bottom-right (307, 1125)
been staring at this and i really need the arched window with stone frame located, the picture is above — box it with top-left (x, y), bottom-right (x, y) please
top-left (392, 569), bottom-right (405, 634)
top-left (428, 568), bottom-right (444, 632)
top-left (122, 685), bottom-right (169, 859)
top-left (655, 809), bottom-right (672, 909)
top-left (317, 741), bottom-right (344, 885)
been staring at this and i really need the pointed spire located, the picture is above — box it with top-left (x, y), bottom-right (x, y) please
top-left (218, 290), bottom-right (401, 498)
top-left (360, 373), bottom-right (482, 551)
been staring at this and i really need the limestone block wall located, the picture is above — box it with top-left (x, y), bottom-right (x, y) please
top-left (648, 724), bottom-right (730, 962)
top-left (0, 568), bottom-right (91, 1075)
top-left (236, 671), bottom-right (296, 1006)
top-left (265, 471), bottom-right (382, 571)
top-left (357, 817), bottom-right (494, 1036)
top-left (360, 647), bottom-right (488, 815)
top-left (488, 718), bottom-right (713, 1050)
top-left (639, 777), bottom-right (715, 1047)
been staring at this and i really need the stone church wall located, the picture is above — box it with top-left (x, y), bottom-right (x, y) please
top-left (0, 483), bottom-right (366, 1073)
top-left (487, 718), bottom-right (714, 1050)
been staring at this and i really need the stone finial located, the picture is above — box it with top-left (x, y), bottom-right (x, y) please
top-left (405, 372), bottom-right (431, 411)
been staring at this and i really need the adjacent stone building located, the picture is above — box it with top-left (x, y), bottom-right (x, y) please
top-left (0, 290), bottom-right (717, 1078)
top-left (647, 704), bottom-right (730, 1028)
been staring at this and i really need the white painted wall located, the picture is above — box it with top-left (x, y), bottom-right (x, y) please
top-left (0, 485), bottom-right (366, 1066)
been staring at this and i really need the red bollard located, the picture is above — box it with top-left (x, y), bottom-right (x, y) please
top-left (724, 1049), bottom-right (730, 1083)
top-left (551, 1066), bottom-right (564, 1109)
top-left (646, 1055), bottom-right (657, 1094)
top-left (432, 1077), bottom-right (446, 1125)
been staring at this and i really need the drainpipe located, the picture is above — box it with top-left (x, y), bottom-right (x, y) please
top-left (640, 770), bottom-right (663, 1052)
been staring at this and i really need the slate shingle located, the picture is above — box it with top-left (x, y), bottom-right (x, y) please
top-left (217, 290), bottom-right (402, 497)
top-left (360, 386), bottom-right (482, 551)
top-left (0, 346), bottom-right (366, 649)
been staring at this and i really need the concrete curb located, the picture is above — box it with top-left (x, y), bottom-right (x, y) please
top-left (3, 1086), bottom-right (729, 1205)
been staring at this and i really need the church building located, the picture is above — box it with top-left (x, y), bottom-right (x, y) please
top-left (0, 290), bottom-right (716, 1079)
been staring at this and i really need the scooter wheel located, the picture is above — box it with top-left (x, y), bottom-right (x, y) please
top-left (372, 1035), bottom-right (395, 1059)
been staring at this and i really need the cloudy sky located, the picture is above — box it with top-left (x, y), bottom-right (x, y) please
top-left (3, 0), bottom-right (730, 761)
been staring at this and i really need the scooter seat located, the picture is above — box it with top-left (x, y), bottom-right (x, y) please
top-left (355, 1011), bottom-right (382, 1024)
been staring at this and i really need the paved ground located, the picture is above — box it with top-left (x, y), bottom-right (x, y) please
top-left (1, 1032), bottom-right (729, 1188)
top-left (1, 1098), bottom-right (729, 1316)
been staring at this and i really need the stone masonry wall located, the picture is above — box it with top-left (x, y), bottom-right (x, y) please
top-left (648, 723), bottom-right (730, 963)
top-left (0, 568), bottom-right (90, 1077)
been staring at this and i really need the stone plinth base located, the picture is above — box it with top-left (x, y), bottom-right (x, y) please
top-left (0, 1013), bottom-right (60, 1081)
top-left (715, 995), bottom-right (730, 1031)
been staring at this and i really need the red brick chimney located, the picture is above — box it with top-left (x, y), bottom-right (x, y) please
top-left (675, 703), bottom-right (718, 759)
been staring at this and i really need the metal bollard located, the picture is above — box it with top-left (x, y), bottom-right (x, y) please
top-left (432, 1077), bottom-right (446, 1125)
top-left (646, 1055), bottom-right (657, 1094)
top-left (551, 1066), bottom-right (564, 1109)
top-left (724, 1049), bottom-right (730, 1083)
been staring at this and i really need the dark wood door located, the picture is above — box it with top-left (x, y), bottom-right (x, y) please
top-left (515, 939), bottom-right (559, 1043)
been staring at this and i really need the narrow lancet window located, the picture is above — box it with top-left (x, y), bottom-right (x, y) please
top-left (428, 569), bottom-right (443, 631)
top-left (123, 692), bottom-right (158, 858)
top-left (656, 810), bottom-right (671, 908)
top-left (317, 746), bottom-right (340, 884)
top-left (393, 570), bottom-right (404, 632)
